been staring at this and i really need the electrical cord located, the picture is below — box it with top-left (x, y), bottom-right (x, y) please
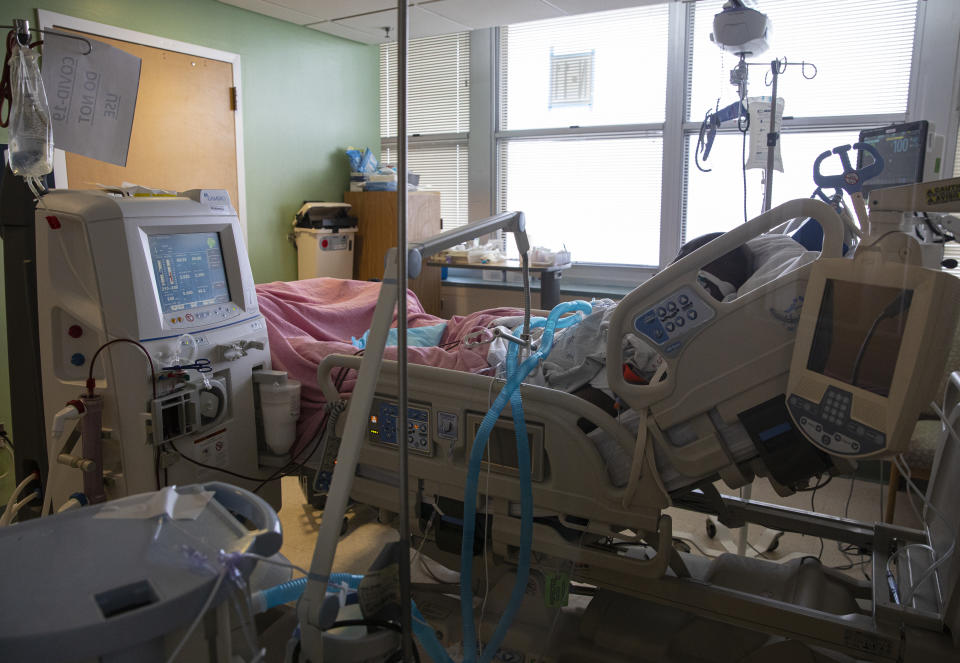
top-left (796, 474), bottom-right (832, 492)
top-left (811, 477), bottom-right (824, 560)
top-left (167, 439), bottom-right (283, 484)
top-left (87, 338), bottom-right (158, 399)
top-left (921, 212), bottom-right (957, 244)
top-left (851, 291), bottom-right (913, 388)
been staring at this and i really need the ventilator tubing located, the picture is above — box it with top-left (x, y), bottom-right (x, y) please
top-left (459, 300), bottom-right (591, 663)
top-left (251, 573), bottom-right (362, 614)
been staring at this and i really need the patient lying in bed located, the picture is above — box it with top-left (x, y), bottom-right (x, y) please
top-left (255, 277), bottom-right (525, 456)
top-left (255, 232), bottom-right (815, 486)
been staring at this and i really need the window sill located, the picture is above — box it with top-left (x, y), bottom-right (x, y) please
top-left (440, 274), bottom-right (635, 300)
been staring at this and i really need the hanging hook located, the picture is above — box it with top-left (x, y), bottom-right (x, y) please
top-left (2, 23), bottom-right (93, 55)
top-left (801, 61), bottom-right (818, 80)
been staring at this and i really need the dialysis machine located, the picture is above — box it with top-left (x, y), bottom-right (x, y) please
top-left (35, 189), bottom-right (281, 509)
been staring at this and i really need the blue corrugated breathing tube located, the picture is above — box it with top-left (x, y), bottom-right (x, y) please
top-left (458, 300), bottom-right (591, 663)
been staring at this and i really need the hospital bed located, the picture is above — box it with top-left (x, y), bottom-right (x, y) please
top-left (291, 193), bottom-right (960, 662)
top-left (307, 199), bottom-right (838, 533)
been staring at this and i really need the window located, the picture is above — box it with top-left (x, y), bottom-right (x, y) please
top-left (498, 137), bottom-right (663, 265)
top-left (380, 33), bottom-right (470, 228)
top-left (497, 6), bottom-right (669, 265)
top-left (378, 0), bottom-right (932, 272)
top-left (684, 0), bottom-right (919, 239)
top-left (493, 0), bottom-right (922, 268)
top-left (688, 0), bottom-right (917, 121)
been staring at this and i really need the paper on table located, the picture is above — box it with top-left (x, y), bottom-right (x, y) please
top-left (40, 32), bottom-right (141, 166)
top-left (93, 486), bottom-right (214, 520)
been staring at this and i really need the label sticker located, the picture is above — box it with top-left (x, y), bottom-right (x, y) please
top-left (926, 182), bottom-right (960, 206)
top-left (194, 429), bottom-right (228, 470)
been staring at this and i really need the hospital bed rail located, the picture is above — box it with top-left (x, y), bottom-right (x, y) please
top-left (316, 353), bottom-right (675, 579)
top-left (607, 199), bottom-right (849, 496)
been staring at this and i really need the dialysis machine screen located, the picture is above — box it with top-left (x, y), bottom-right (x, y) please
top-left (806, 279), bottom-right (912, 398)
top-left (857, 121), bottom-right (928, 196)
top-left (149, 232), bottom-right (231, 313)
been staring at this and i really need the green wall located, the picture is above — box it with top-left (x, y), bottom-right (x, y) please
top-left (0, 0), bottom-right (380, 434)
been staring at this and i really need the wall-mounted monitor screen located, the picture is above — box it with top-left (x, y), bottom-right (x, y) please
top-left (149, 232), bottom-right (231, 314)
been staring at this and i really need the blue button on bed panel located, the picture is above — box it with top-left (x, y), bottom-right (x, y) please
top-left (634, 314), bottom-right (668, 344)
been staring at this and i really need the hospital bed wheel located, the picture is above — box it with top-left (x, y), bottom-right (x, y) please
top-left (705, 518), bottom-right (717, 539)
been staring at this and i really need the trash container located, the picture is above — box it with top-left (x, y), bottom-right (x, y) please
top-left (293, 226), bottom-right (357, 280)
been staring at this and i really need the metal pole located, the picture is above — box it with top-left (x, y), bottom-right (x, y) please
top-left (762, 59), bottom-right (779, 212)
top-left (395, 0), bottom-right (414, 659)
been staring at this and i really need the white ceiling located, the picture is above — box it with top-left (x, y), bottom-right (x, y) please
top-left (218, 0), bottom-right (667, 44)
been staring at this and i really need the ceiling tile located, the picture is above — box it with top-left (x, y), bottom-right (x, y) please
top-left (423, 0), bottom-right (564, 28)
top-left (333, 6), bottom-right (471, 41)
top-left (217, 0), bottom-right (327, 25)
top-left (305, 20), bottom-right (385, 44)
top-left (273, 0), bottom-right (396, 22)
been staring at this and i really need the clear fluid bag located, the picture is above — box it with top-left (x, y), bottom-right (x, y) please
top-left (8, 42), bottom-right (53, 178)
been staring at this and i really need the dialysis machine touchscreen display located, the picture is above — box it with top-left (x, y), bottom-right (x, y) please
top-left (149, 232), bottom-right (231, 314)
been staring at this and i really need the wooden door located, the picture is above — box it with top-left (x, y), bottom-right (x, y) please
top-left (58, 29), bottom-right (239, 213)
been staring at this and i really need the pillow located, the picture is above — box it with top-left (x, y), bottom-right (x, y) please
top-left (351, 322), bottom-right (448, 350)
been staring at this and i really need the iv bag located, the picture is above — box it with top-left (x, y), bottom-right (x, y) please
top-left (8, 42), bottom-right (54, 178)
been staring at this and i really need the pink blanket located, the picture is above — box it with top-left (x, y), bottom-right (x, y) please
top-left (255, 278), bottom-right (522, 455)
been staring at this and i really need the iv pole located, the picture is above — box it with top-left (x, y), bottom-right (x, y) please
top-left (739, 57), bottom-right (816, 213)
top-left (395, 0), bottom-right (414, 659)
top-left (762, 59), bottom-right (780, 213)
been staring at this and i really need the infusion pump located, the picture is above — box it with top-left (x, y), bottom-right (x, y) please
top-left (35, 189), bottom-right (280, 508)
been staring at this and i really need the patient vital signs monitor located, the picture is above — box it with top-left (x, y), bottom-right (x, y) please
top-left (36, 190), bottom-right (279, 508)
top-left (857, 121), bottom-right (944, 196)
top-left (787, 250), bottom-right (960, 458)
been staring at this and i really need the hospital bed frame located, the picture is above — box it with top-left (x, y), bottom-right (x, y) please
top-left (307, 199), bottom-right (960, 661)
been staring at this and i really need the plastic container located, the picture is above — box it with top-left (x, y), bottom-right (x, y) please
top-left (259, 380), bottom-right (301, 454)
top-left (294, 227), bottom-right (357, 280)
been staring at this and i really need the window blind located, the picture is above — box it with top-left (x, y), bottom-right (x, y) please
top-left (685, 130), bottom-right (860, 239)
top-left (498, 136), bottom-right (663, 266)
top-left (379, 33), bottom-right (470, 229)
top-left (380, 33), bottom-right (470, 137)
top-left (689, 0), bottom-right (919, 120)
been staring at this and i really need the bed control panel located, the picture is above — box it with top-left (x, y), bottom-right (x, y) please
top-left (632, 286), bottom-right (715, 356)
top-left (368, 398), bottom-right (434, 456)
top-left (787, 387), bottom-right (886, 456)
